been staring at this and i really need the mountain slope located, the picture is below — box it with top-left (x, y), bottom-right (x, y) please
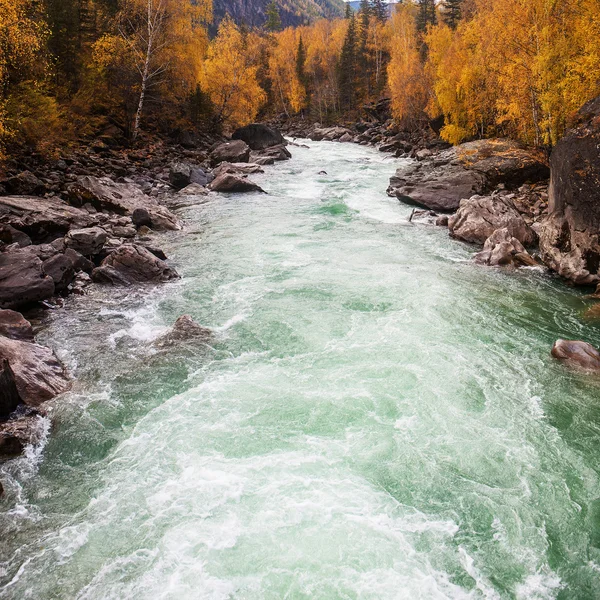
top-left (212, 0), bottom-right (346, 30)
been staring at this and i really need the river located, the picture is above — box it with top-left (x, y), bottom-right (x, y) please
top-left (1, 140), bottom-right (600, 599)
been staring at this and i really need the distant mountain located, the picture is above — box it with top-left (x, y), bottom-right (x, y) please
top-left (347, 0), bottom-right (399, 16)
top-left (212, 0), bottom-right (346, 30)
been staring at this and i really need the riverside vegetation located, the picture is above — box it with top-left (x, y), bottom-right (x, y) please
top-left (0, 0), bottom-right (600, 533)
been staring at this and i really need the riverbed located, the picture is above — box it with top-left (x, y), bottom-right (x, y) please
top-left (1, 141), bottom-right (599, 599)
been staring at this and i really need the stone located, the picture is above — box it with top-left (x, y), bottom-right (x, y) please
top-left (154, 315), bottom-right (213, 348)
top-left (212, 162), bottom-right (265, 178)
top-left (178, 183), bottom-right (209, 196)
top-left (42, 254), bottom-right (75, 292)
top-left (65, 226), bottom-right (107, 256)
top-left (210, 140), bottom-right (251, 166)
top-left (68, 176), bottom-right (180, 232)
top-left (0, 414), bottom-right (46, 458)
top-left (255, 145), bottom-right (292, 161)
top-left (448, 195), bottom-right (537, 246)
top-left (4, 171), bottom-right (46, 195)
top-left (169, 163), bottom-right (210, 190)
top-left (132, 207), bottom-right (152, 228)
top-left (551, 339), bottom-right (600, 371)
top-left (0, 359), bottom-right (21, 420)
top-left (0, 251), bottom-right (55, 309)
top-left (388, 138), bottom-right (549, 212)
top-left (209, 173), bottom-right (266, 194)
top-left (92, 244), bottom-right (179, 285)
top-left (64, 248), bottom-right (94, 273)
top-left (474, 228), bottom-right (538, 267)
top-left (0, 224), bottom-right (31, 247)
top-left (0, 310), bottom-right (34, 341)
top-left (0, 337), bottom-right (71, 406)
top-left (539, 95), bottom-right (600, 285)
top-left (232, 124), bottom-right (285, 151)
top-left (309, 127), bottom-right (353, 142)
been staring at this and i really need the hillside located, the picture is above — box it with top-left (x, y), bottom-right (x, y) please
top-left (212, 0), bottom-right (346, 30)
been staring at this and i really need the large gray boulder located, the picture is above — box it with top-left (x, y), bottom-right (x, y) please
top-left (68, 176), bottom-right (181, 231)
top-left (539, 96), bottom-right (600, 284)
top-left (474, 228), bottom-right (538, 267)
top-left (209, 173), bottom-right (266, 194)
top-left (65, 226), bottom-right (107, 256)
top-left (0, 251), bottom-right (55, 309)
top-left (92, 244), bottom-right (179, 285)
top-left (0, 336), bottom-right (71, 406)
top-left (232, 124), bottom-right (285, 151)
top-left (210, 140), bottom-right (251, 166)
top-left (448, 195), bottom-right (537, 246)
top-left (388, 139), bottom-right (549, 212)
top-left (551, 339), bottom-right (600, 372)
top-left (169, 163), bottom-right (210, 190)
top-left (42, 254), bottom-right (75, 292)
top-left (0, 310), bottom-right (34, 342)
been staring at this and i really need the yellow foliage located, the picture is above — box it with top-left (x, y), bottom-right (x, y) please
top-left (201, 17), bottom-right (266, 129)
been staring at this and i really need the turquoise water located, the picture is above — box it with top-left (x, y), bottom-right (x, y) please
top-left (1, 141), bottom-right (600, 599)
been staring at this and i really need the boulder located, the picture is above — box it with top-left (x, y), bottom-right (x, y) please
top-left (0, 310), bottom-right (34, 342)
top-left (0, 195), bottom-right (97, 242)
top-left (232, 124), bottom-right (285, 151)
top-left (154, 315), bottom-right (213, 348)
top-left (92, 244), bottom-right (179, 285)
top-left (388, 139), bottom-right (549, 212)
top-left (212, 162), bottom-right (265, 178)
top-left (132, 207), bottom-right (152, 228)
top-left (0, 413), bottom-right (46, 458)
top-left (64, 248), bottom-right (94, 273)
top-left (474, 228), bottom-right (538, 267)
top-left (448, 195), bottom-right (537, 246)
top-left (539, 96), bottom-right (600, 285)
top-left (0, 337), bottom-right (70, 406)
top-left (0, 224), bottom-right (31, 247)
top-left (209, 173), bottom-right (266, 194)
top-left (309, 127), bottom-right (353, 142)
top-left (210, 140), bottom-right (251, 166)
top-left (551, 339), bottom-right (600, 372)
top-left (65, 226), bottom-right (107, 256)
top-left (68, 176), bottom-right (180, 231)
top-left (254, 145), bottom-right (292, 162)
top-left (42, 254), bottom-right (75, 292)
top-left (169, 163), bottom-right (210, 190)
top-left (178, 183), bottom-right (209, 196)
top-left (0, 251), bottom-right (55, 309)
top-left (4, 171), bottom-right (46, 196)
top-left (0, 359), bottom-right (21, 420)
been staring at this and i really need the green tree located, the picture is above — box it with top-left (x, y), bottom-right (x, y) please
top-left (443, 0), bottom-right (462, 29)
top-left (338, 12), bottom-right (358, 110)
top-left (296, 35), bottom-right (308, 88)
top-left (265, 1), bottom-right (282, 32)
top-left (371, 0), bottom-right (388, 22)
top-left (416, 0), bottom-right (436, 33)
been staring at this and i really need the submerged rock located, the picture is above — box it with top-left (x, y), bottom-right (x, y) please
top-left (154, 315), bottom-right (213, 348)
top-left (0, 413), bottom-right (47, 458)
top-left (539, 95), bottom-right (600, 285)
top-left (551, 339), bottom-right (600, 372)
top-left (92, 244), bottom-right (179, 285)
top-left (448, 195), bottom-right (536, 246)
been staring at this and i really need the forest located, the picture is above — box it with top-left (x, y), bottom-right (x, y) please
top-left (0, 0), bottom-right (599, 163)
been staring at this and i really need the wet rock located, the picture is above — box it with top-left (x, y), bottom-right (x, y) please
top-left (551, 339), bottom-right (600, 371)
top-left (0, 359), bottom-right (21, 420)
top-left (177, 183), bottom-right (209, 196)
top-left (309, 126), bottom-right (353, 142)
top-left (68, 176), bottom-right (180, 232)
top-left (0, 413), bottom-right (46, 458)
top-left (0, 224), bottom-right (31, 247)
top-left (539, 95), bottom-right (600, 285)
top-left (253, 156), bottom-right (276, 166)
top-left (0, 310), bottom-right (34, 342)
top-left (232, 124), bottom-right (285, 151)
top-left (388, 139), bottom-right (549, 212)
top-left (254, 145), bottom-right (292, 162)
top-left (0, 195), bottom-right (97, 243)
top-left (92, 244), bottom-right (179, 285)
top-left (154, 315), bottom-right (213, 348)
top-left (70, 271), bottom-right (92, 295)
top-left (42, 254), bottom-right (75, 292)
top-left (339, 132), bottom-right (355, 143)
top-left (409, 209), bottom-right (438, 225)
top-left (436, 215), bottom-right (449, 227)
top-left (0, 251), bottom-right (55, 309)
top-left (132, 208), bottom-right (152, 228)
top-left (65, 226), bottom-right (107, 256)
top-left (448, 195), bottom-right (537, 246)
top-left (474, 228), bottom-right (538, 267)
top-left (212, 162), bottom-right (264, 178)
top-left (210, 140), bottom-right (251, 166)
top-left (64, 248), bottom-right (94, 273)
top-left (0, 337), bottom-right (71, 406)
top-left (209, 173), bottom-right (266, 194)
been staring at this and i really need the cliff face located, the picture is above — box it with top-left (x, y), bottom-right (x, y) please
top-left (212, 0), bottom-right (345, 30)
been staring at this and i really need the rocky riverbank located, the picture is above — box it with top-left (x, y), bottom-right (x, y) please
top-left (0, 124), bottom-right (291, 470)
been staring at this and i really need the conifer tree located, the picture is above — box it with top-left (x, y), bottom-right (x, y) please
top-left (338, 12), bottom-right (358, 110)
top-left (265, 1), bottom-right (282, 32)
top-left (443, 0), bottom-right (462, 29)
top-left (371, 0), bottom-right (388, 22)
top-left (345, 2), bottom-right (353, 19)
top-left (416, 0), bottom-right (437, 33)
top-left (296, 35), bottom-right (308, 89)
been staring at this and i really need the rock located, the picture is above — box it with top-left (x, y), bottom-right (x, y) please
top-left (0, 310), bottom-right (34, 341)
top-left (539, 96), bottom-right (600, 285)
top-left (0, 251), bottom-right (55, 309)
top-left (209, 173), bottom-right (266, 194)
top-left (64, 248), bottom-right (94, 273)
top-left (92, 244), bottom-right (179, 285)
top-left (0, 413), bottom-right (46, 458)
top-left (253, 156), bottom-right (276, 166)
top-left (409, 209), bottom-right (438, 225)
top-left (232, 124), bottom-right (285, 151)
top-left (68, 176), bottom-right (180, 232)
top-left (169, 163), bottom-right (210, 190)
top-left (339, 133), bottom-right (354, 143)
top-left (65, 226), bottom-right (107, 256)
top-left (0, 195), bottom-right (97, 243)
top-left (388, 139), bottom-right (549, 212)
top-left (132, 207), bottom-right (152, 228)
top-left (0, 337), bottom-right (71, 406)
top-left (212, 162), bottom-right (265, 178)
top-left (551, 339), bottom-right (600, 371)
top-left (0, 359), bottom-right (21, 420)
top-left (178, 183), bottom-right (209, 196)
top-left (474, 228), bottom-right (538, 267)
top-left (42, 254), bottom-right (75, 292)
top-left (70, 271), bottom-right (92, 295)
top-left (4, 171), bottom-right (46, 195)
top-left (154, 315), bottom-right (213, 348)
top-left (309, 127), bottom-right (353, 142)
top-left (210, 140), bottom-right (251, 166)
top-left (0, 224), bottom-right (31, 247)
top-left (448, 195), bottom-right (537, 246)
top-left (436, 215), bottom-right (449, 227)
top-left (255, 144), bottom-right (292, 161)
